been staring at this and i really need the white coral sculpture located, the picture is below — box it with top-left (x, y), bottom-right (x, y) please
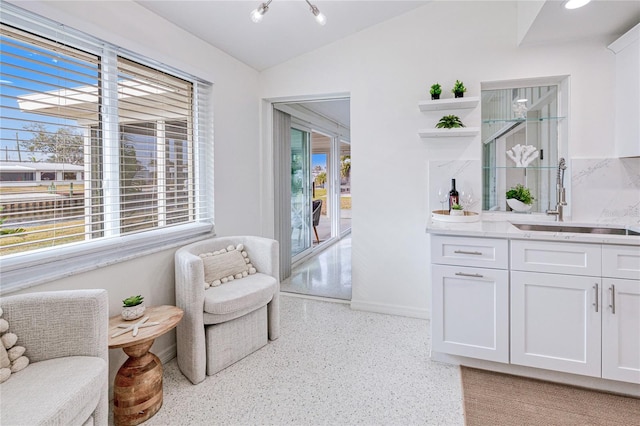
top-left (506, 144), bottom-right (539, 167)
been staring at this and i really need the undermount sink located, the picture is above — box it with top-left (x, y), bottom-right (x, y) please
top-left (511, 223), bottom-right (640, 236)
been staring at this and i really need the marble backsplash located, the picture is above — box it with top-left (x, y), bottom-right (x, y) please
top-left (428, 158), bottom-right (640, 226)
top-left (428, 160), bottom-right (482, 213)
top-left (571, 158), bottom-right (640, 225)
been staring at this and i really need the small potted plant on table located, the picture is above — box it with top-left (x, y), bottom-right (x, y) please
top-left (122, 295), bottom-right (145, 321)
top-left (430, 83), bottom-right (442, 100)
top-left (450, 203), bottom-right (464, 216)
top-left (452, 80), bottom-right (467, 98)
top-left (506, 184), bottom-right (534, 212)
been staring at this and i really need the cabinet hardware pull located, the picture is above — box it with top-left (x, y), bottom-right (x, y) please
top-left (455, 272), bottom-right (484, 278)
top-left (454, 250), bottom-right (483, 255)
top-left (593, 283), bottom-right (599, 313)
top-left (609, 285), bottom-right (616, 315)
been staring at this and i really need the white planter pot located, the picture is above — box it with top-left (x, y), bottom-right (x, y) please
top-left (121, 303), bottom-right (145, 321)
top-left (507, 198), bottom-right (532, 212)
top-left (450, 209), bottom-right (464, 216)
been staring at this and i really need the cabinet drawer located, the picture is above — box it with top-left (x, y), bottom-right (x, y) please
top-left (511, 240), bottom-right (601, 276)
top-left (602, 245), bottom-right (640, 280)
top-left (431, 235), bottom-right (508, 269)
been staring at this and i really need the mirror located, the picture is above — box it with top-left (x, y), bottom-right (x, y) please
top-left (481, 76), bottom-right (568, 213)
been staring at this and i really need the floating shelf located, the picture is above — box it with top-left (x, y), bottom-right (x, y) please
top-left (418, 127), bottom-right (480, 138)
top-left (418, 96), bottom-right (480, 111)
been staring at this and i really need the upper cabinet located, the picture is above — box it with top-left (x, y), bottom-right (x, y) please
top-left (609, 23), bottom-right (640, 158)
top-left (418, 96), bottom-right (480, 138)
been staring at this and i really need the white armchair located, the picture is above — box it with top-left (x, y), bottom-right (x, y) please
top-left (175, 236), bottom-right (280, 384)
top-left (0, 289), bottom-right (108, 425)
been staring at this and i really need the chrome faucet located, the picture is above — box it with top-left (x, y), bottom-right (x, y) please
top-left (546, 157), bottom-right (567, 221)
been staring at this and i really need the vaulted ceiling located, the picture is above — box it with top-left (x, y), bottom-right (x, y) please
top-left (136, 1), bottom-right (640, 72)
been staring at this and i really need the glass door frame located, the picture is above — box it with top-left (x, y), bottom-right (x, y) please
top-left (290, 125), bottom-right (350, 266)
top-left (291, 122), bottom-right (313, 262)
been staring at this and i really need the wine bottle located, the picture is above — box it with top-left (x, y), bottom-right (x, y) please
top-left (449, 179), bottom-right (459, 211)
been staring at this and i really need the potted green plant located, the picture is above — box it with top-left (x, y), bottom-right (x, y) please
top-left (430, 83), bottom-right (442, 100)
top-left (450, 203), bottom-right (464, 216)
top-left (435, 115), bottom-right (465, 129)
top-left (506, 184), bottom-right (534, 212)
top-left (121, 295), bottom-right (145, 321)
top-left (452, 80), bottom-right (467, 98)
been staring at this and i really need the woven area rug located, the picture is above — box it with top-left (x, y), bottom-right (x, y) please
top-left (461, 366), bottom-right (640, 426)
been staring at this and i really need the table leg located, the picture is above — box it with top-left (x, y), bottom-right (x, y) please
top-left (113, 339), bottom-right (163, 426)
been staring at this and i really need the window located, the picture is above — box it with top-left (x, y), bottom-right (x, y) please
top-left (0, 5), bottom-right (213, 291)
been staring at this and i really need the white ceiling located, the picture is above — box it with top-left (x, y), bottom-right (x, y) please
top-left (135, 0), bottom-right (639, 128)
top-left (137, 0), bottom-right (430, 71)
top-left (520, 0), bottom-right (640, 46)
top-left (137, 0), bottom-right (640, 72)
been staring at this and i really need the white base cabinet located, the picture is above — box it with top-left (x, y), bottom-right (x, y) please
top-left (602, 278), bottom-right (640, 384)
top-left (431, 234), bottom-right (640, 386)
top-left (432, 264), bottom-right (509, 363)
top-left (510, 271), bottom-right (602, 377)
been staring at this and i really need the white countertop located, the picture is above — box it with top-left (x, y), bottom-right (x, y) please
top-left (426, 213), bottom-right (640, 247)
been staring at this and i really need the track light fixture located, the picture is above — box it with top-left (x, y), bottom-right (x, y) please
top-left (250, 0), bottom-right (326, 25)
top-left (250, 0), bottom-right (272, 23)
top-left (305, 0), bottom-right (327, 26)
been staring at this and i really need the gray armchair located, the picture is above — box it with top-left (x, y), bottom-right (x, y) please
top-left (0, 289), bottom-right (109, 425)
top-left (175, 236), bottom-right (280, 384)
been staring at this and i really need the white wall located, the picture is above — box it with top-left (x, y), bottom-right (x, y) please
top-left (6, 0), bottom-right (262, 382)
top-left (260, 1), bottom-right (621, 318)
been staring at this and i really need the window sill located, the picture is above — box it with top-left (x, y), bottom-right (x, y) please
top-left (0, 222), bottom-right (214, 294)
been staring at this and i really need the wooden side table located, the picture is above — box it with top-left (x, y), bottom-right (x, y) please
top-left (108, 305), bottom-right (183, 426)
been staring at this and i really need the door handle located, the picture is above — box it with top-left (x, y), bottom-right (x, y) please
top-left (593, 283), bottom-right (599, 313)
top-left (455, 272), bottom-right (484, 278)
top-left (454, 250), bottom-right (483, 256)
top-left (609, 285), bottom-right (616, 315)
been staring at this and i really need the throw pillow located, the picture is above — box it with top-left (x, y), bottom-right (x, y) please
top-left (0, 306), bottom-right (30, 384)
top-left (200, 244), bottom-right (257, 289)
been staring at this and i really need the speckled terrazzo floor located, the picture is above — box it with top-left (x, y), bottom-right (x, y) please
top-left (131, 296), bottom-right (464, 425)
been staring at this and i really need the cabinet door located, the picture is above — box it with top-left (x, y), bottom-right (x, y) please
top-left (602, 278), bottom-right (640, 384)
top-left (511, 271), bottom-right (601, 377)
top-left (432, 264), bottom-right (509, 363)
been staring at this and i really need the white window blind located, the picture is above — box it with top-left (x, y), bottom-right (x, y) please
top-left (0, 4), bottom-right (213, 290)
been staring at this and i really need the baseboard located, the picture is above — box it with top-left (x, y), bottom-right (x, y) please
top-left (350, 299), bottom-right (429, 319)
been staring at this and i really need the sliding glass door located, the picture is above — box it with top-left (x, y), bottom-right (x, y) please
top-left (291, 127), bottom-right (311, 257)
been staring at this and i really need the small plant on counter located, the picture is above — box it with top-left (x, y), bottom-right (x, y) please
top-left (452, 80), bottom-right (467, 98)
top-left (436, 115), bottom-right (465, 129)
top-left (506, 184), bottom-right (534, 205)
top-left (451, 203), bottom-right (463, 210)
top-left (122, 295), bottom-right (144, 307)
top-left (430, 83), bottom-right (442, 100)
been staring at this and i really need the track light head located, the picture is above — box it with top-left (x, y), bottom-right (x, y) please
top-left (305, 0), bottom-right (327, 26)
top-left (250, 1), bottom-right (271, 23)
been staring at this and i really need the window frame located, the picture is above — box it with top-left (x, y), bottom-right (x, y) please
top-left (0, 4), bottom-right (214, 293)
